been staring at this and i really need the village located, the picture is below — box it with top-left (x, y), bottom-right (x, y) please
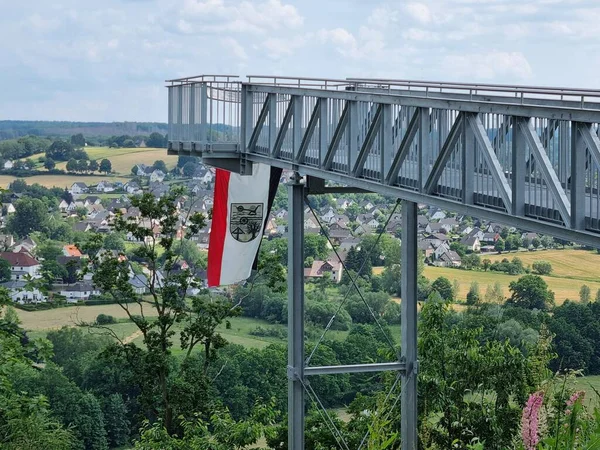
top-left (0, 161), bottom-right (555, 306)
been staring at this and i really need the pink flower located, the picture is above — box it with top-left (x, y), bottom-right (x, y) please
top-left (522, 392), bottom-right (544, 450)
top-left (566, 391), bottom-right (585, 408)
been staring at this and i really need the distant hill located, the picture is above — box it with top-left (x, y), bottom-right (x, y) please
top-left (0, 121), bottom-right (168, 140)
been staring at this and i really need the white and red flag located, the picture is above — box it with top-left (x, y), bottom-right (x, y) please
top-left (207, 163), bottom-right (281, 287)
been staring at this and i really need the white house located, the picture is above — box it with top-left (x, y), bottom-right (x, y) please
top-left (150, 170), bottom-right (166, 183)
top-left (59, 282), bottom-right (101, 303)
top-left (0, 251), bottom-right (41, 280)
top-left (70, 182), bottom-right (89, 195)
top-left (3, 160), bottom-right (14, 170)
top-left (124, 181), bottom-right (141, 194)
top-left (129, 274), bottom-right (149, 295)
top-left (2, 203), bottom-right (16, 215)
top-left (96, 181), bottom-right (115, 193)
top-left (2, 281), bottom-right (46, 304)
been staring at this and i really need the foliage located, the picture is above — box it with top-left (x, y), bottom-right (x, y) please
top-left (7, 197), bottom-right (50, 237)
top-left (431, 276), bottom-right (454, 301)
top-left (532, 260), bottom-right (553, 275)
top-left (88, 188), bottom-right (238, 432)
top-left (46, 140), bottom-right (74, 161)
top-left (579, 284), bottom-right (591, 303)
top-left (507, 275), bottom-right (555, 310)
top-left (99, 158), bottom-right (112, 174)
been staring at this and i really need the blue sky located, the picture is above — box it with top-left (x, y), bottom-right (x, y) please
top-left (1, 0), bottom-right (599, 122)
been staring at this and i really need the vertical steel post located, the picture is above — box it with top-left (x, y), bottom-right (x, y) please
top-left (512, 117), bottom-right (525, 217)
top-left (288, 173), bottom-right (305, 450)
top-left (571, 122), bottom-right (586, 230)
top-left (401, 200), bottom-right (418, 450)
top-left (462, 115), bottom-right (475, 205)
top-left (419, 107), bottom-right (431, 192)
top-left (199, 83), bottom-right (208, 143)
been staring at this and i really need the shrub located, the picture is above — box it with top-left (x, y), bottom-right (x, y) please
top-left (96, 314), bottom-right (117, 325)
top-left (532, 260), bottom-right (552, 275)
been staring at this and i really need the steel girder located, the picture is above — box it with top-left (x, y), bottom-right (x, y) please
top-left (168, 81), bottom-right (600, 247)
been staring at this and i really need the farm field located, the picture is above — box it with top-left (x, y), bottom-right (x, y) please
top-left (486, 248), bottom-right (600, 282)
top-left (421, 266), bottom-right (600, 304)
top-left (0, 173), bottom-right (130, 189)
top-left (53, 146), bottom-right (177, 175)
top-left (574, 375), bottom-right (600, 409)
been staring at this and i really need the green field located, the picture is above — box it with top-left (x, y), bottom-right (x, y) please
top-left (0, 173), bottom-right (130, 189)
top-left (573, 375), bottom-right (600, 409)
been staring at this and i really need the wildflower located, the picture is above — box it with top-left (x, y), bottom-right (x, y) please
top-left (566, 391), bottom-right (585, 408)
top-left (522, 391), bottom-right (544, 450)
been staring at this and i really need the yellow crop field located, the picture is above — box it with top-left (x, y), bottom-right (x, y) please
top-left (0, 174), bottom-right (130, 189)
top-left (485, 249), bottom-right (600, 282)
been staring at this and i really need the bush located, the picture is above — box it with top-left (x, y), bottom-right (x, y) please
top-left (249, 326), bottom-right (287, 339)
top-left (96, 314), bottom-right (117, 325)
top-left (532, 260), bottom-right (552, 275)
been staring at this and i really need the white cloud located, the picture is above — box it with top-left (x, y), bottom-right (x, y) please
top-left (442, 51), bottom-right (533, 80)
top-left (221, 37), bottom-right (248, 61)
top-left (404, 3), bottom-right (432, 24)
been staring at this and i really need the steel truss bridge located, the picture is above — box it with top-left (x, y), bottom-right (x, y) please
top-left (166, 74), bottom-right (600, 449)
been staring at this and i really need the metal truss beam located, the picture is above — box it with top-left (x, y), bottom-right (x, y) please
top-left (467, 113), bottom-right (513, 211)
top-left (304, 362), bottom-right (406, 376)
top-left (248, 94), bottom-right (271, 151)
top-left (518, 117), bottom-right (571, 225)
top-left (296, 99), bottom-right (321, 163)
top-left (273, 97), bottom-right (294, 158)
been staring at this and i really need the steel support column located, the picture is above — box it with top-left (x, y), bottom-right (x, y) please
top-left (401, 200), bottom-right (418, 450)
top-left (288, 174), bottom-right (305, 450)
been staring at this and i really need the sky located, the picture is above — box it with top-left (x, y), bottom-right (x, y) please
top-left (1, 0), bottom-right (600, 122)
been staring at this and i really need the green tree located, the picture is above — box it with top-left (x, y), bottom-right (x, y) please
top-left (147, 132), bottom-right (167, 148)
top-left (89, 159), bottom-right (99, 172)
top-left (531, 237), bottom-right (541, 249)
top-left (70, 133), bottom-right (86, 147)
top-left (103, 233), bottom-right (125, 252)
top-left (46, 140), bottom-right (74, 161)
top-left (482, 258), bottom-right (491, 271)
top-left (303, 234), bottom-right (329, 261)
top-left (77, 159), bottom-right (89, 172)
top-left (89, 189), bottom-right (237, 432)
top-left (507, 274), bottom-right (555, 310)
top-left (532, 260), bottom-right (552, 275)
top-left (466, 281), bottom-right (480, 305)
top-left (0, 258), bottom-right (11, 282)
top-left (579, 284), bottom-right (591, 303)
top-left (484, 282), bottom-right (504, 304)
top-left (99, 159), bottom-right (112, 174)
top-left (494, 237), bottom-right (505, 253)
top-left (153, 160), bottom-right (168, 173)
top-left (44, 157), bottom-right (55, 170)
top-left (66, 158), bottom-right (78, 172)
top-left (7, 197), bottom-right (50, 237)
top-left (596, 289), bottom-right (600, 303)
top-left (182, 161), bottom-right (197, 177)
top-left (431, 276), bottom-right (454, 301)
top-left (102, 394), bottom-right (130, 448)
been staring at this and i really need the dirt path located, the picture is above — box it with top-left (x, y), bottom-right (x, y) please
top-left (123, 329), bottom-right (143, 344)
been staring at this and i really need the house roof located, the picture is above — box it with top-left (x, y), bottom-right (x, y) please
top-left (0, 251), bottom-right (39, 267)
top-left (60, 281), bottom-right (96, 292)
top-left (72, 182), bottom-right (88, 188)
top-left (63, 245), bottom-right (82, 257)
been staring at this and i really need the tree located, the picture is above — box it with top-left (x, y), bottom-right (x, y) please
top-left (540, 235), bottom-right (554, 249)
top-left (88, 189), bottom-right (237, 433)
top-left (462, 253), bottom-right (480, 270)
top-left (46, 140), bottom-right (74, 161)
top-left (76, 159), bottom-right (89, 172)
top-left (103, 233), bottom-right (125, 252)
top-left (66, 158), bottom-right (78, 172)
top-left (44, 157), bottom-right (55, 170)
top-left (7, 197), bottom-right (50, 237)
top-left (99, 159), bottom-right (112, 174)
top-left (482, 258), bottom-right (491, 271)
top-left (532, 260), bottom-right (552, 275)
top-left (485, 282), bottom-right (504, 304)
top-left (431, 276), bottom-right (454, 301)
top-left (70, 133), bottom-right (85, 147)
top-left (89, 159), bottom-right (99, 172)
top-left (531, 237), bottom-right (541, 249)
top-left (0, 258), bottom-right (11, 282)
top-left (153, 160), bottom-right (168, 173)
top-left (466, 281), bottom-right (480, 305)
top-left (147, 132), bottom-right (167, 148)
top-left (506, 234), bottom-right (522, 251)
top-left (507, 274), bottom-right (554, 310)
top-left (500, 226), bottom-right (510, 240)
top-left (182, 161), bottom-right (197, 177)
top-left (579, 284), bottom-right (591, 303)
top-left (596, 289), bottom-right (600, 303)
top-left (304, 234), bottom-right (329, 261)
top-left (494, 238), bottom-right (505, 253)
top-left (102, 394), bottom-right (130, 447)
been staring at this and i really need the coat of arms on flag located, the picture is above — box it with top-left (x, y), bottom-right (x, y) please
top-left (230, 203), bottom-right (264, 242)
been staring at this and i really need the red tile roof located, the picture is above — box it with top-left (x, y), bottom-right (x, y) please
top-left (0, 251), bottom-right (39, 267)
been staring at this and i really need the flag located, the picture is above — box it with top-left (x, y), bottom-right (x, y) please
top-left (207, 163), bottom-right (282, 287)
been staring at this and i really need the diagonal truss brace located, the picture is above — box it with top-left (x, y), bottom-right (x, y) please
top-left (579, 123), bottom-right (600, 169)
top-left (386, 108), bottom-right (420, 185)
top-left (248, 93), bottom-right (272, 151)
top-left (518, 117), bottom-right (571, 225)
top-left (272, 97), bottom-right (294, 158)
top-left (296, 99), bottom-right (322, 163)
top-left (424, 112), bottom-right (465, 193)
top-left (352, 104), bottom-right (383, 176)
top-left (466, 113), bottom-right (513, 212)
top-left (324, 102), bottom-right (350, 169)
